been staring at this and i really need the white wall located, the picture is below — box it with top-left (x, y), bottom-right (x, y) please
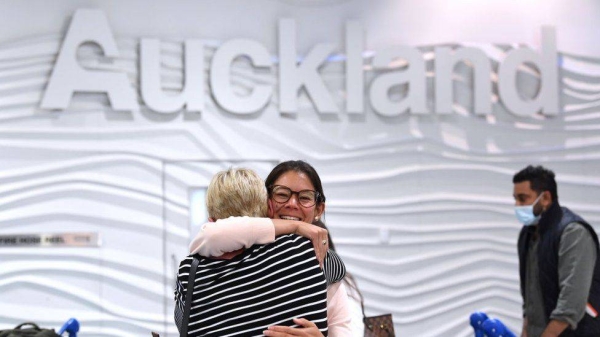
top-left (0, 1), bottom-right (599, 336)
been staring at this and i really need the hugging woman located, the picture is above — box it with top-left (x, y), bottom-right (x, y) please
top-left (176, 161), bottom-right (351, 336)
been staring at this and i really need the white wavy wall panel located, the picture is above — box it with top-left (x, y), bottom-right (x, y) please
top-left (1, 33), bottom-right (600, 336)
top-left (0, 154), bottom-right (166, 336)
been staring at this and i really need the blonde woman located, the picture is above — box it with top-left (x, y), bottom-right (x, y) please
top-left (189, 161), bottom-right (353, 336)
top-left (175, 167), bottom-right (349, 337)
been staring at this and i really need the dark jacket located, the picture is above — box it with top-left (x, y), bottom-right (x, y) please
top-left (518, 202), bottom-right (600, 337)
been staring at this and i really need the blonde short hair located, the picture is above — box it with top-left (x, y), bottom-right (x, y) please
top-left (206, 168), bottom-right (268, 220)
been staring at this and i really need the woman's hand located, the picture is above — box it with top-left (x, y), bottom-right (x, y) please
top-left (272, 220), bottom-right (329, 267)
top-left (293, 223), bottom-right (329, 267)
top-left (263, 318), bottom-right (324, 337)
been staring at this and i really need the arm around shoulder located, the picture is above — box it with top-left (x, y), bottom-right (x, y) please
top-left (189, 216), bottom-right (275, 256)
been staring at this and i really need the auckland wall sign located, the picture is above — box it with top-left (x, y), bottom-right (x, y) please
top-left (41, 9), bottom-right (559, 118)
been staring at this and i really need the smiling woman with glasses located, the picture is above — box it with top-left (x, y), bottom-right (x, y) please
top-left (263, 161), bottom-right (327, 226)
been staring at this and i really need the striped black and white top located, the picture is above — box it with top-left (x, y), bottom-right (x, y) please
top-left (174, 234), bottom-right (346, 337)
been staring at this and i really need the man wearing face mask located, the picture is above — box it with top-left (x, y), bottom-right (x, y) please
top-left (514, 165), bottom-right (600, 337)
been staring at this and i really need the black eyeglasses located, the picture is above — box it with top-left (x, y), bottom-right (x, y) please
top-left (269, 185), bottom-right (321, 208)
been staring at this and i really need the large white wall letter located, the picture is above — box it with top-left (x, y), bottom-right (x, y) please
top-left (140, 39), bottom-right (204, 113)
top-left (435, 47), bottom-right (492, 115)
top-left (498, 26), bottom-right (559, 117)
top-left (346, 21), bottom-right (365, 114)
top-left (40, 9), bottom-right (138, 111)
top-left (279, 19), bottom-right (338, 114)
top-left (210, 39), bottom-right (273, 114)
top-left (369, 46), bottom-right (427, 116)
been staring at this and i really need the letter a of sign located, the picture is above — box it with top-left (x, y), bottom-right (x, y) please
top-left (41, 9), bottom-right (138, 111)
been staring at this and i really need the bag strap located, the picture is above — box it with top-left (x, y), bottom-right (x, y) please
top-left (181, 255), bottom-right (200, 337)
top-left (360, 296), bottom-right (366, 318)
top-left (14, 322), bottom-right (41, 330)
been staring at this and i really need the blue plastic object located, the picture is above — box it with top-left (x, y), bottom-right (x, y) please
top-left (481, 318), bottom-right (516, 337)
top-left (469, 312), bottom-right (489, 337)
top-left (58, 318), bottom-right (80, 337)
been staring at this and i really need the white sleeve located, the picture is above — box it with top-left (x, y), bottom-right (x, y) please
top-left (327, 282), bottom-right (353, 337)
top-left (188, 216), bottom-right (275, 256)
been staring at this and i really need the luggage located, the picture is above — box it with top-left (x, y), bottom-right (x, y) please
top-left (0, 322), bottom-right (61, 337)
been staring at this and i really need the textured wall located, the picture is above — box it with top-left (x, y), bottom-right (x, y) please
top-left (1, 1), bottom-right (599, 336)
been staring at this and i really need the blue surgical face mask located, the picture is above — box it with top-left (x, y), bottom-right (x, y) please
top-left (514, 193), bottom-right (543, 226)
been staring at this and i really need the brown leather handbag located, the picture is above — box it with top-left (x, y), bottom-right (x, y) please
top-left (363, 313), bottom-right (395, 337)
top-left (359, 294), bottom-right (395, 337)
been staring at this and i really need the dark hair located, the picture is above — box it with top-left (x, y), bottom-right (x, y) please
top-left (265, 160), bottom-right (326, 204)
top-left (314, 220), bottom-right (364, 305)
top-left (513, 165), bottom-right (558, 202)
